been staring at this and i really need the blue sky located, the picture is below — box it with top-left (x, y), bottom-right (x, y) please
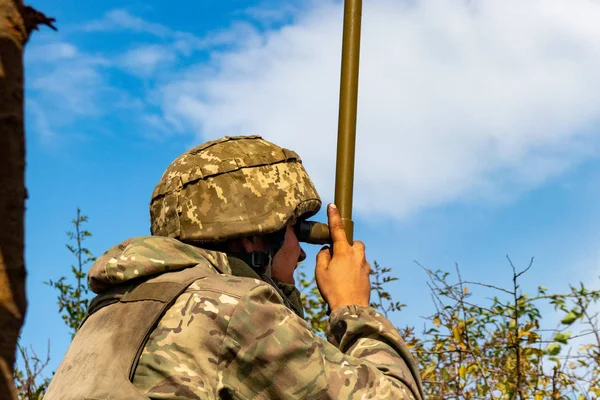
top-left (20, 0), bottom-right (600, 373)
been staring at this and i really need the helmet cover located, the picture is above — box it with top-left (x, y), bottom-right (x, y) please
top-left (150, 135), bottom-right (321, 243)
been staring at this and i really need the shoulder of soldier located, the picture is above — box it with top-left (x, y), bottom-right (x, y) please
top-left (135, 274), bottom-right (283, 397)
top-left (142, 274), bottom-right (286, 357)
top-left (141, 274), bottom-right (282, 358)
top-left (163, 273), bottom-right (289, 329)
top-left (185, 273), bottom-right (282, 302)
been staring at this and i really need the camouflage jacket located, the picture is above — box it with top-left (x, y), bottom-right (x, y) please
top-left (86, 236), bottom-right (424, 399)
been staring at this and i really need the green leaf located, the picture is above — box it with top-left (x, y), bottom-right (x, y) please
top-left (553, 332), bottom-right (571, 344)
top-left (547, 343), bottom-right (561, 356)
top-left (561, 311), bottom-right (578, 325)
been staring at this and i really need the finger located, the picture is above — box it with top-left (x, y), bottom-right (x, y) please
top-left (352, 240), bottom-right (365, 253)
top-left (327, 204), bottom-right (349, 247)
top-left (315, 245), bottom-right (332, 268)
top-left (363, 261), bottom-right (372, 274)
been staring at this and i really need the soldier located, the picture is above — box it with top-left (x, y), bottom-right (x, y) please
top-left (44, 135), bottom-right (424, 399)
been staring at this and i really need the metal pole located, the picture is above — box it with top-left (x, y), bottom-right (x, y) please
top-left (334, 0), bottom-right (362, 244)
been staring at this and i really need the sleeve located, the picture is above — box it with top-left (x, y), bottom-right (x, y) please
top-left (218, 283), bottom-right (424, 399)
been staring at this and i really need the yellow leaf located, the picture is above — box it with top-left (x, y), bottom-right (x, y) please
top-left (433, 316), bottom-right (441, 327)
top-left (423, 364), bottom-right (436, 379)
top-left (459, 365), bottom-right (466, 379)
top-left (452, 323), bottom-right (463, 340)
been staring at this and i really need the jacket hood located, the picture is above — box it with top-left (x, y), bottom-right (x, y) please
top-left (88, 236), bottom-right (231, 293)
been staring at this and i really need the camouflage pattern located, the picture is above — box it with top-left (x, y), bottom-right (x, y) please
top-left (87, 236), bottom-right (231, 293)
top-left (86, 235), bottom-right (423, 399)
top-left (150, 136), bottom-right (322, 243)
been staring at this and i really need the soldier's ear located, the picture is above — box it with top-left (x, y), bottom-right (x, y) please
top-left (240, 237), bottom-right (255, 253)
top-left (242, 236), bottom-right (270, 254)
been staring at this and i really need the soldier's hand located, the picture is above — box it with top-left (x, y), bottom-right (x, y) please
top-left (315, 204), bottom-right (371, 311)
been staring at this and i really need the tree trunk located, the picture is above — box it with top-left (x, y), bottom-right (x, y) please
top-left (0, 2), bottom-right (54, 399)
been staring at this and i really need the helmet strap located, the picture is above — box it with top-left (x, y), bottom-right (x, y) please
top-left (250, 250), bottom-right (272, 273)
top-left (230, 226), bottom-right (288, 276)
top-left (229, 250), bottom-right (272, 276)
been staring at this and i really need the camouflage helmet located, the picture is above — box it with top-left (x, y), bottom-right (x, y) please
top-left (150, 135), bottom-right (322, 243)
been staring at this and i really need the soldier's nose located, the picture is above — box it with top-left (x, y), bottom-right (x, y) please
top-left (298, 248), bottom-right (306, 262)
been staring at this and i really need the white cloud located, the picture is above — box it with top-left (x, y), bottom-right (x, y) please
top-left (28, 47), bottom-right (111, 118)
top-left (27, 100), bottom-right (54, 142)
top-left (82, 9), bottom-right (170, 37)
top-left (25, 2), bottom-right (600, 218)
top-left (119, 44), bottom-right (176, 76)
top-left (171, 22), bottom-right (263, 56)
top-left (27, 42), bottom-right (78, 62)
top-left (24, 9), bottom-right (264, 144)
top-left (25, 41), bottom-right (139, 142)
top-left (242, 0), bottom-right (304, 25)
top-left (27, 48), bottom-right (109, 129)
top-left (81, 9), bottom-right (260, 55)
top-left (155, 0), bottom-right (600, 219)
